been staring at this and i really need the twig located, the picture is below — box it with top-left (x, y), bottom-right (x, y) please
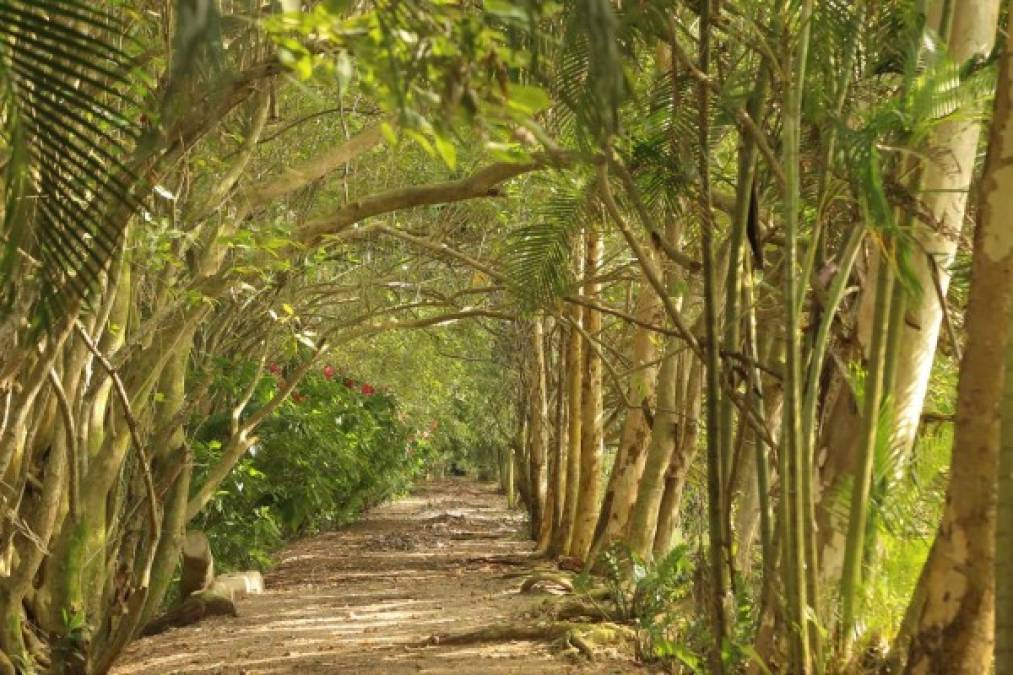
top-left (925, 252), bottom-right (962, 362)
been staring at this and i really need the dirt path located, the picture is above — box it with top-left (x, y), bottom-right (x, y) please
top-left (113, 479), bottom-right (645, 674)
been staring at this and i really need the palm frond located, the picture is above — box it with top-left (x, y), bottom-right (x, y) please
top-left (504, 173), bottom-right (595, 308)
top-left (0, 0), bottom-right (141, 321)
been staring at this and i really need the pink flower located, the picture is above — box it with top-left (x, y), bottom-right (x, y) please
top-left (323, 365), bottom-right (336, 380)
top-left (361, 383), bottom-right (375, 396)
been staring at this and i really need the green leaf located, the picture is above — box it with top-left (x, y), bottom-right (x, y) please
top-left (380, 121), bottom-right (399, 145)
top-left (405, 129), bottom-right (435, 157)
top-left (739, 645), bottom-right (773, 675)
top-left (506, 83), bottom-right (551, 114)
top-left (433, 133), bottom-right (457, 169)
top-left (484, 0), bottom-right (528, 21)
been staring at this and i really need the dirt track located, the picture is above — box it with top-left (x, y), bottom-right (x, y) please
top-left (113, 479), bottom-right (645, 674)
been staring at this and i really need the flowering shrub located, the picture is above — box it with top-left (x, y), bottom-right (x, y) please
top-left (191, 361), bottom-right (434, 570)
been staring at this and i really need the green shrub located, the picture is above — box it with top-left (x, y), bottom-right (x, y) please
top-left (190, 361), bottom-right (434, 571)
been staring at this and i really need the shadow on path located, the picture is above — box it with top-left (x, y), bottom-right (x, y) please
top-left (113, 479), bottom-right (644, 674)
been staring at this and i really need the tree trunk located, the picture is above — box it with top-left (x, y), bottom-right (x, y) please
top-left (180, 531), bottom-right (214, 598)
top-left (999, 245), bottom-right (1013, 674)
top-left (816, 0), bottom-right (1001, 584)
top-left (625, 343), bottom-right (679, 559)
top-left (529, 317), bottom-right (550, 543)
top-left (553, 306), bottom-right (584, 555)
top-left (897, 10), bottom-right (1012, 668)
top-left (653, 357), bottom-right (703, 557)
top-left (569, 229), bottom-right (604, 562)
top-left (588, 262), bottom-right (663, 560)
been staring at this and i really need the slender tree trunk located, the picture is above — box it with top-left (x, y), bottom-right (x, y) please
top-left (528, 317), bottom-right (549, 541)
top-left (552, 327), bottom-right (567, 537)
top-left (538, 320), bottom-right (564, 551)
top-left (653, 357), bottom-right (702, 557)
top-left (897, 14), bottom-right (1012, 668)
top-left (732, 352), bottom-right (783, 575)
top-left (552, 308), bottom-right (583, 555)
top-left (569, 229), bottom-right (604, 561)
top-left (780, 0), bottom-right (816, 669)
top-left (626, 342), bottom-right (679, 559)
top-left (697, 3), bottom-right (729, 665)
top-left (589, 262), bottom-right (662, 560)
top-left (839, 246), bottom-right (895, 650)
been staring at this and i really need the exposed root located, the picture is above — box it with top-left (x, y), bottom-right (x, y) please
top-left (547, 598), bottom-right (612, 622)
top-left (519, 572), bottom-right (574, 594)
top-left (411, 622), bottom-right (566, 648)
top-left (141, 589), bottom-right (237, 636)
top-left (461, 554), bottom-right (536, 566)
top-left (411, 620), bottom-right (636, 662)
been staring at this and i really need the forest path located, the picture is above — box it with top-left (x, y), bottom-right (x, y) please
top-left (113, 479), bottom-right (644, 674)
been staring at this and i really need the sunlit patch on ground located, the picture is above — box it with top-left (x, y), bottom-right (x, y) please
top-left (112, 480), bottom-right (640, 674)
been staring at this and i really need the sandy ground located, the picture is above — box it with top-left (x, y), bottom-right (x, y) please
top-left (112, 479), bottom-right (646, 674)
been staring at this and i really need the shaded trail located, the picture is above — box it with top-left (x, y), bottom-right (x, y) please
top-left (114, 479), bottom-right (643, 674)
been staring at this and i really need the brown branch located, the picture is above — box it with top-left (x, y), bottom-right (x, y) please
top-left (296, 160), bottom-right (547, 246)
top-left (564, 295), bottom-right (682, 337)
top-left (370, 224), bottom-right (507, 283)
top-left (242, 118), bottom-right (389, 212)
top-left (607, 156), bottom-right (701, 272)
top-left (925, 252), bottom-right (963, 362)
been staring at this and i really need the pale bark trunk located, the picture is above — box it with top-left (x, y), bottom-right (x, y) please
top-left (653, 357), bottom-right (703, 557)
top-left (554, 306), bottom-right (584, 555)
top-left (550, 313), bottom-right (581, 554)
top-left (816, 0), bottom-right (1001, 583)
top-left (529, 317), bottom-right (550, 543)
top-left (588, 261), bottom-right (663, 560)
top-left (625, 343), bottom-right (679, 559)
top-left (733, 374), bottom-right (784, 573)
top-left (569, 230), bottom-right (604, 561)
top-left (898, 9), bottom-right (1011, 668)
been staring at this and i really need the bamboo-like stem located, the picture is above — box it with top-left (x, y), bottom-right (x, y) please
top-left (801, 1), bottom-right (865, 315)
top-left (719, 0), bottom-right (776, 508)
top-left (743, 260), bottom-right (774, 600)
top-left (781, 0), bottom-right (816, 670)
top-left (838, 246), bottom-right (895, 651)
top-left (697, 2), bottom-right (728, 668)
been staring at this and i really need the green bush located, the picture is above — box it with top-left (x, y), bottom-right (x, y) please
top-left (190, 361), bottom-right (434, 570)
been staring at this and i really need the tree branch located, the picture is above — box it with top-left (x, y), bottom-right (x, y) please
top-left (296, 160), bottom-right (545, 246)
top-left (74, 321), bottom-right (161, 588)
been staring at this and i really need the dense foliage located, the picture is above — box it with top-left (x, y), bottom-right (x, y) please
top-left (191, 360), bottom-right (429, 570)
top-left (0, 1), bottom-right (1011, 674)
